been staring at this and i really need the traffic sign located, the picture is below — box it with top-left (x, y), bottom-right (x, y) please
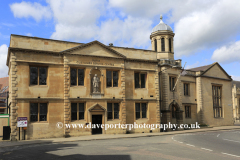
top-left (17, 117), bottom-right (27, 127)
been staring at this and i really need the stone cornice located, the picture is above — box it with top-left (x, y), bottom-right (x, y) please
top-left (61, 40), bottom-right (126, 58)
top-left (200, 75), bottom-right (232, 81)
top-left (7, 47), bottom-right (160, 66)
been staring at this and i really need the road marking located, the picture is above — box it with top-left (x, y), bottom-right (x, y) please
top-left (186, 144), bottom-right (195, 147)
top-left (201, 148), bottom-right (213, 151)
top-left (3, 152), bottom-right (11, 155)
top-left (178, 141), bottom-right (183, 143)
top-left (223, 139), bottom-right (240, 143)
top-left (221, 152), bottom-right (240, 158)
top-left (217, 134), bottom-right (220, 137)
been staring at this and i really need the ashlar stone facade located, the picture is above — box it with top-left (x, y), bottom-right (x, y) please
top-left (7, 17), bottom-right (234, 140)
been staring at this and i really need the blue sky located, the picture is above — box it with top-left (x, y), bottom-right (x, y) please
top-left (0, 0), bottom-right (240, 80)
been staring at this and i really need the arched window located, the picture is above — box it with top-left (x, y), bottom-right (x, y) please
top-left (154, 39), bottom-right (157, 52)
top-left (169, 38), bottom-right (171, 52)
top-left (161, 38), bottom-right (165, 51)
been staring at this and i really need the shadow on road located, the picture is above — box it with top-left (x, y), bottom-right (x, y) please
top-left (0, 142), bottom-right (132, 160)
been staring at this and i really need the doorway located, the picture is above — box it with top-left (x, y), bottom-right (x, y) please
top-left (92, 115), bottom-right (102, 134)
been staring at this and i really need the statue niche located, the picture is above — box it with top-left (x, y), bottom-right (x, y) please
top-left (92, 74), bottom-right (100, 93)
top-left (90, 68), bottom-right (102, 94)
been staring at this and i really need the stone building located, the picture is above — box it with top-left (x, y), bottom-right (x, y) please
top-left (232, 81), bottom-right (240, 123)
top-left (7, 16), bottom-right (233, 140)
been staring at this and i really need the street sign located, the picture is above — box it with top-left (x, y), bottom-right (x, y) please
top-left (17, 117), bottom-right (27, 127)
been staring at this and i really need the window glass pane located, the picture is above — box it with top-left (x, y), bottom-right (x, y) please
top-left (79, 103), bottom-right (84, 111)
top-left (30, 67), bottom-right (38, 85)
top-left (30, 103), bottom-right (38, 122)
top-left (135, 103), bottom-right (140, 119)
top-left (185, 84), bottom-right (189, 95)
top-left (161, 38), bottom-right (165, 51)
top-left (71, 103), bottom-right (77, 120)
top-left (183, 83), bottom-right (186, 95)
top-left (71, 68), bottom-right (77, 85)
top-left (79, 103), bottom-right (84, 120)
top-left (169, 38), bottom-right (171, 52)
top-left (78, 69), bottom-right (84, 86)
top-left (169, 77), bottom-right (171, 91)
top-left (172, 106), bottom-right (176, 118)
top-left (79, 112), bottom-right (84, 120)
top-left (212, 86), bottom-right (222, 117)
top-left (135, 103), bottom-right (140, 111)
top-left (185, 106), bottom-right (190, 118)
top-left (114, 103), bottom-right (119, 119)
top-left (107, 103), bottom-right (112, 119)
top-left (154, 39), bottom-right (157, 51)
top-left (113, 71), bottom-right (118, 87)
top-left (141, 74), bottom-right (145, 88)
top-left (135, 73), bottom-right (140, 88)
top-left (219, 108), bottom-right (221, 117)
top-left (172, 78), bottom-right (175, 91)
top-left (39, 67), bottom-right (47, 85)
top-left (142, 103), bottom-right (147, 118)
top-left (107, 71), bottom-right (112, 87)
top-left (40, 103), bottom-right (47, 121)
top-left (107, 103), bottom-right (112, 111)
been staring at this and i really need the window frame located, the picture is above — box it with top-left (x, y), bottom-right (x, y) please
top-left (107, 103), bottom-right (120, 120)
top-left (169, 76), bottom-right (176, 92)
top-left (29, 66), bottom-right (48, 86)
top-left (70, 68), bottom-right (85, 86)
top-left (185, 106), bottom-right (191, 118)
top-left (135, 103), bottom-right (147, 119)
top-left (134, 72), bottom-right (147, 89)
top-left (184, 83), bottom-right (190, 96)
top-left (212, 85), bottom-right (222, 118)
top-left (30, 102), bottom-right (48, 123)
top-left (106, 70), bottom-right (119, 88)
top-left (71, 103), bottom-right (85, 121)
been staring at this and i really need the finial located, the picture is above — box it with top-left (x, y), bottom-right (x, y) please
top-left (160, 15), bottom-right (163, 21)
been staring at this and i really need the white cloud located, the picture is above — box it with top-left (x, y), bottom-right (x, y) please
top-left (174, 0), bottom-right (240, 57)
top-left (10, 1), bottom-right (52, 22)
top-left (211, 41), bottom-right (240, 63)
top-left (26, 33), bottom-right (33, 37)
top-left (185, 61), bottom-right (200, 69)
top-left (51, 24), bottom-right (98, 41)
top-left (231, 75), bottom-right (240, 81)
top-left (0, 45), bottom-right (8, 78)
top-left (109, 0), bottom-right (240, 57)
top-left (47, 0), bottom-right (106, 41)
top-left (8, 0), bottom-right (240, 58)
top-left (97, 16), bottom-right (152, 48)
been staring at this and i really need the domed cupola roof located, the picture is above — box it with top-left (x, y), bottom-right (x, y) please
top-left (152, 15), bottom-right (172, 33)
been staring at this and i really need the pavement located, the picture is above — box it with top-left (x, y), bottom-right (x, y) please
top-left (0, 125), bottom-right (240, 149)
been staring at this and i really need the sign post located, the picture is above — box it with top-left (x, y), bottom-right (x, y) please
top-left (17, 117), bottom-right (27, 140)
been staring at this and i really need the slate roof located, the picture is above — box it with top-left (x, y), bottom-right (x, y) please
top-left (233, 81), bottom-right (240, 88)
top-left (187, 64), bottom-right (213, 72)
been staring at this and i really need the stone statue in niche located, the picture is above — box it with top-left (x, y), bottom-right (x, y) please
top-left (92, 74), bottom-right (100, 93)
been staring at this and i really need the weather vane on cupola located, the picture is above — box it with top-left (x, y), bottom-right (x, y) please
top-left (160, 15), bottom-right (164, 23)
